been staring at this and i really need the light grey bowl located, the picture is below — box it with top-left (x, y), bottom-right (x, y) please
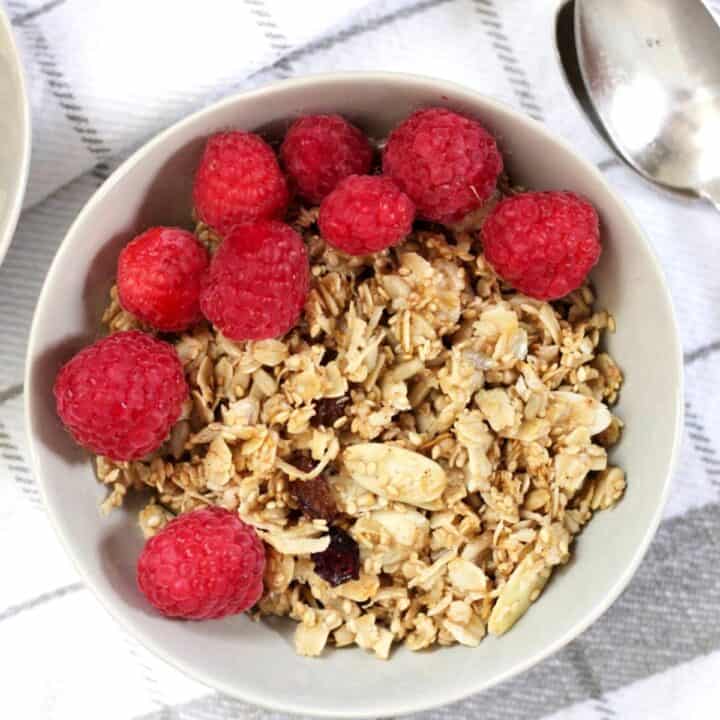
top-left (26, 73), bottom-right (683, 718)
top-left (0, 7), bottom-right (31, 265)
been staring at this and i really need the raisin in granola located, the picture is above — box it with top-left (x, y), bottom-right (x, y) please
top-left (289, 476), bottom-right (338, 522)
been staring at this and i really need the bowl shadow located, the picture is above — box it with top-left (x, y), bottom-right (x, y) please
top-left (30, 334), bottom-right (99, 465)
top-left (99, 490), bottom-right (153, 615)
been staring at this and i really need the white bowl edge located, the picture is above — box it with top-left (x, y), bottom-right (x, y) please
top-left (24, 72), bottom-right (684, 718)
top-left (0, 6), bottom-right (32, 265)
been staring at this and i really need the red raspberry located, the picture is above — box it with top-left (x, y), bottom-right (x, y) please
top-left (200, 220), bottom-right (309, 340)
top-left (193, 131), bottom-right (289, 235)
top-left (117, 227), bottom-right (209, 331)
top-left (383, 107), bottom-right (503, 224)
top-left (318, 175), bottom-right (415, 256)
top-left (54, 331), bottom-right (188, 461)
top-left (482, 191), bottom-right (601, 300)
top-left (137, 507), bottom-right (265, 620)
top-left (280, 114), bottom-right (373, 203)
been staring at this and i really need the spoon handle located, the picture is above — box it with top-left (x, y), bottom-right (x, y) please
top-left (699, 179), bottom-right (720, 212)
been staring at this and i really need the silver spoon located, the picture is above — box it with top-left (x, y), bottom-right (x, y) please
top-left (575, 0), bottom-right (720, 209)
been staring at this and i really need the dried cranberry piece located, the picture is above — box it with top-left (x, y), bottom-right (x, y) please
top-left (320, 347), bottom-right (338, 365)
top-left (289, 476), bottom-right (338, 522)
top-left (312, 395), bottom-right (349, 428)
top-left (289, 451), bottom-right (315, 473)
top-left (312, 526), bottom-right (360, 586)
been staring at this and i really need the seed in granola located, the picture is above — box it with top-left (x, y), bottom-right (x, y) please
top-left (289, 476), bottom-right (338, 522)
top-left (312, 526), bottom-right (360, 586)
top-left (312, 395), bottom-right (349, 427)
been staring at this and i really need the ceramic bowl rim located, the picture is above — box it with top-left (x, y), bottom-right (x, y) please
top-left (0, 7), bottom-right (32, 266)
top-left (25, 71), bottom-right (684, 718)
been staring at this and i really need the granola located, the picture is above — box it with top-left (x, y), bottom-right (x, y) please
top-left (97, 200), bottom-right (625, 659)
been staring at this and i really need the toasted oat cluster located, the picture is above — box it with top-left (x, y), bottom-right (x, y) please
top-left (95, 201), bottom-right (625, 659)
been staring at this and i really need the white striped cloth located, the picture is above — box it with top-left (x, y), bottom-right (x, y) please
top-left (1, 1), bottom-right (719, 718)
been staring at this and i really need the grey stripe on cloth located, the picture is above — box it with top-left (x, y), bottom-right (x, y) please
top-left (685, 403), bottom-right (720, 485)
top-left (597, 157), bottom-right (622, 171)
top-left (0, 582), bottom-right (83, 623)
top-left (0, 383), bottom-right (23, 405)
top-left (471, 0), bottom-right (544, 121)
top-left (243, 0), bottom-right (293, 79)
top-left (562, 643), bottom-right (616, 720)
top-left (685, 339), bottom-right (720, 366)
top-left (243, 0), bottom-right (292, 53)
top-left (0, 419), bottom-right (41, 505)
top-left (10, 1), bottom-right (113, 162)
top-left (92, 161), bottom-right (114, 182)
top-left (260, 0), bottom-right (456, 75)
top-left (132, 501), bottom-right (720, 720)
top-left (10, 0), bottom-right (66, 26)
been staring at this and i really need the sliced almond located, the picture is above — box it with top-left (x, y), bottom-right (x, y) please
top-left (371, 509), bottom-right (430, 546)
top-left (442, 614), bottom-right (486, 647)
top-left (203, 435), bottom-right (234, 488)
top-left (258, 531), bottom-right (330, 556)
top-left (448, 557), bottom-right (488, 593)
top-left (343, 443), bottom-right (447, 507)
top-left (549, 391), bottom-right (612, 435)
top-left (488, 553), bottom-right (552, 636)
top-left (336, 573), bottom-right (381, 602)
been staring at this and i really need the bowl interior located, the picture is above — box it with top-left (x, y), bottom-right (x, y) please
top-left (26, 74), bottom-right (682, 718)
top-left (0, 8), bottom-right (30, 264)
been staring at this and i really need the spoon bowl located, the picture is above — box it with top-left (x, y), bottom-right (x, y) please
top-left (575, 0), bottom-right (720, 208)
